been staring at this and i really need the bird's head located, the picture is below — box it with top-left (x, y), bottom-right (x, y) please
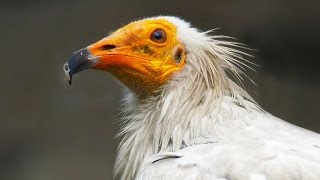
top-left (64, 16), bottom-right (252, 99)
top-left (64, 17), bottom-right (190, 95)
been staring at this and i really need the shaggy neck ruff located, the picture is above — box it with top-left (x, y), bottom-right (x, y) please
top-left (113, 16), bottom-right (262, 180)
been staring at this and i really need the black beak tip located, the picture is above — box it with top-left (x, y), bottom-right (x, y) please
top-left (63, 63), bottom-right (72, 86)
top-left (63, 48), bottom-right (98, 86)
top-left (67, 77), bottom-right (72, 86)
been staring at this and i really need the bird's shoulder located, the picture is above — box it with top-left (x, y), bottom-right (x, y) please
top-left (137, 124), bottom-right (320, 180)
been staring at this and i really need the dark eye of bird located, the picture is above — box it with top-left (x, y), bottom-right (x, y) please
top-left (150, 29), bottom-right (166, 43)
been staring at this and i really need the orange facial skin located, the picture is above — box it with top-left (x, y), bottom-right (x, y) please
top-left (87, 19), bottom-right (186, 95)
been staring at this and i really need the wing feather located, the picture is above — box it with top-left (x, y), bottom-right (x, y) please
top-left (137, 122), bottom-right (320, 180)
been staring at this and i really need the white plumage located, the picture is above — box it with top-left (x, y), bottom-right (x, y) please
top-left (111, 16), bottom-right (320, 180)
top-left (63, 16), bottom-right (320, 180)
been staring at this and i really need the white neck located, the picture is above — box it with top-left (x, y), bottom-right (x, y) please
top-left (113, 69), bottom-right (261, 180)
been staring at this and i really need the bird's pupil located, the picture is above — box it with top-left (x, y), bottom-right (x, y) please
top-left (153, 31), bottom-right (162, 40)
top-left (150, 29), bottom-right (166, 43)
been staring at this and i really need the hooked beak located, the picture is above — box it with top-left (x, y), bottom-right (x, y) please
top-left (63, 48), bottom-right (99, 85)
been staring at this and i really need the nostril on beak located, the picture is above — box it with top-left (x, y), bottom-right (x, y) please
top-left (100, 44), bottom-right (117, 51)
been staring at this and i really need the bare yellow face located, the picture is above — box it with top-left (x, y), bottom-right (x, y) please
top-left (86, 19), bottom-right (187, 93)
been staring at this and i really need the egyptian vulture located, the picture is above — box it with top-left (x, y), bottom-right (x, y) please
top-left (63, 16), bottom-right (320, 180)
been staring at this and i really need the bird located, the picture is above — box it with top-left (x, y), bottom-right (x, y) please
top-left (63, 16), bottom-right (320, 180)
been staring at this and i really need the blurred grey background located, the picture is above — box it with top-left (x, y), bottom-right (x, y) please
top-left (0, 0), bottom-right (319, 179)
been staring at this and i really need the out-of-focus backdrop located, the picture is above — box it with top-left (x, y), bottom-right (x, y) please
top-left (1, 0), bottom-right (319, 179)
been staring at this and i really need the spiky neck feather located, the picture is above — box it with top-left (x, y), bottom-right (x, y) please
top-left (113, 16), bottom-right (261, 180)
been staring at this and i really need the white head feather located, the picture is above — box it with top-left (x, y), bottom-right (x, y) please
top-left (113, 16), bottom-right (261, 180)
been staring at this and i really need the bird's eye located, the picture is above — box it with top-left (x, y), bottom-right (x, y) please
top-left (150, 29), bottom-right (166, 43)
